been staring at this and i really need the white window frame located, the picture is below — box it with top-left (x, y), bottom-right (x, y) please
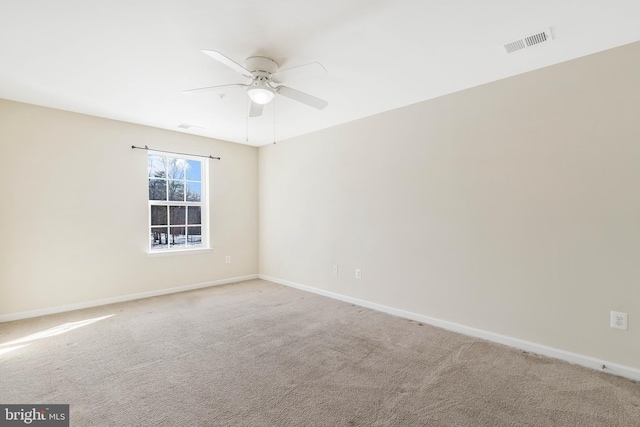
top-left (147, 151), bottom-right (210, 254)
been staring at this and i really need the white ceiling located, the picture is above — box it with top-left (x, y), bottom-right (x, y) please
top-left (1, 1), bottom-right (639, 146)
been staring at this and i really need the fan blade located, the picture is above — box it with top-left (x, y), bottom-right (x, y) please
top-left (271, 62), bottom-right (327, 84)
top-left (249, 101), bottom-right (263, 118)
top-left (276, 86), bottom-right (328, 110)
top-left (182, 83), bottom-right (246, 94)
top-left (201, 50), bottom-right (253, 78)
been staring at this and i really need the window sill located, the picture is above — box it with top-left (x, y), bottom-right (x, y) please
top-left (147, 248), bottom-right (212, 257)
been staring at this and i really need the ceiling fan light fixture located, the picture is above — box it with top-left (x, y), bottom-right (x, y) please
top-left (247, 85), bottom-right (275, 105)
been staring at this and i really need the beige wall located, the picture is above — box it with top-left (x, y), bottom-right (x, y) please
top-left (259, 42), bottom-right (640, 369)
top-left (0, 99), bottom-right (258, 316)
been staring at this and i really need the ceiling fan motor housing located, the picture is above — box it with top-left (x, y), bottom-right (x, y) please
top-left (245, 56), bottom-right (279, 76)
top-left (245, 57), bottom-right (279, 105)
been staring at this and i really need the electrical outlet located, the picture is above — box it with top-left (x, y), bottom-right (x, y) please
top-left (355, 268), bottom-right (362, 279)
top-left (225, 256), bottom-right (231, 264)
top-left (332, 265), bottom-right (338, 274)
top-left (610, 311), bottom-right (628, 330)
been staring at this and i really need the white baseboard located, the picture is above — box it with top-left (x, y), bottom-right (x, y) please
top-left (0, 274), bottom-right (259, 323)
top-left (259, 274), bottom-right (640, 382)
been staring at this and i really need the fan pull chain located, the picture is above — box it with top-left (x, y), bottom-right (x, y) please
top-left (246, 95), bottom-right (249, 143)
top-left (273, 96), bottom-right (276, 144)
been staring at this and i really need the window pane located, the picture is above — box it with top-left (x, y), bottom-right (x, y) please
top-left (169, 227), bottom-right (186, 247)
top-left (168, 180), bottom-right (184, 201)
top-left (151, 206), bottom-right (168, 225)
top-left (186, 160), bottom-right (201, 181)
top-left (170, 206), bottom-right (186, 225)
top-left (148, 155), bottom-right (166, 178)
top-left (149, 179), bottom-right (166, 200)
top-left (186, 182), bottom-right (201, 202)
top-left (148, 153), bottom-right (207, 252)
top-left (167, 158), bottom-right (186, 180)
top-left (187, 206), bottom-right (201, 224)
top-left (150, 227), bottom-right (169, 249)
top-left (187, 227), bottom-right (202, 246)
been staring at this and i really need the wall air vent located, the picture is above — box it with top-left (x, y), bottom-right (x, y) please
top-left (503, 28), bottom-right (553, 54)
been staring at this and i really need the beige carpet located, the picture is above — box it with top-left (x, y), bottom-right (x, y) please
top-left (1, 279), bottom-right (638, 426)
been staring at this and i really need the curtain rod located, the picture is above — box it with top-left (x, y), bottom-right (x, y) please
top-left (131, 145), bottom-right (221, 160)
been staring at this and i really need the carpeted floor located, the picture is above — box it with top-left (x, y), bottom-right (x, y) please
top-left (1, 279), bottom-right (638, 426)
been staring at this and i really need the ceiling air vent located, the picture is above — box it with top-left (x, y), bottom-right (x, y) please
top-left (177, 123), bottom-right (205, 130)
top-left (503, 28), bottom-right (553, 54)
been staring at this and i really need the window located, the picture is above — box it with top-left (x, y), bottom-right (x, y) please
top-left (148, 152), bottom-right (208, 252)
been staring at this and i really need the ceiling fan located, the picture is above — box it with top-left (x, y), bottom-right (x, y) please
top-left (184, 50), bottom-right (328, 118)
